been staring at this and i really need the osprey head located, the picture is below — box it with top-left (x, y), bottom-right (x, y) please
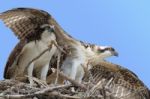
top-left (95, 45), bottom-right (119, 59)
top-left (39, 24), bottom-right (56, 44)
top-left (86, 45), bottom-right (118, 65)
top-left (82, 43), bottom-right (118, 59)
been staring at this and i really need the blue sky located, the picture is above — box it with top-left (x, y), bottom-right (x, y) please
top-left (0, 1), bottom-right (150, 88)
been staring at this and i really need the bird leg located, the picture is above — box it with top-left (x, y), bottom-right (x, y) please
top-left (40, 63), bottom-right (49, 86)
top-left (40, 42), bottom-right (57, 86)
top-left (27, 62), bottom-right (35, 87)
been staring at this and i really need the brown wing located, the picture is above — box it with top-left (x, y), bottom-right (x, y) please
top-left (4, 40), bottom-right (27, 79)
top-left (0, 8), bottom-right (51, 41)
top-left (84, 61), bottom-right (150, 99)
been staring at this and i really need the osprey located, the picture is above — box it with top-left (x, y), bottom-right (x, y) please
top-left (83, 61), bottom-right (150, 99)
top-left (48, 15), bottom-right (119, 83)
top-left (47, 41), bottom-right (119, 84)
top-left (0, 8), bottom-right (118, 84)
top-left (0, 8), bottom-right (58, 85)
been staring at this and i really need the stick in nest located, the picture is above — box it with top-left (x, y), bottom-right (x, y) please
top-left (0, 85), bottom-right (72, 99)
top-left (47, 91), bottom-right (80, 99)
top-left (54, 51), bottom-right (61, 84)
top-left (89, 79), bottom-right (106, 96)
top-left (52, 40), bottom-right (66, 54)
top-left (25, 75), bottom-right (48, 88)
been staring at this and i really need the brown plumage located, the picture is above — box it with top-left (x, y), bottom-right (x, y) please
top-left (0, 8), bottom-right (50, 41)
top-left (4, 41), bottom-right (26, 79)
top-left (0, 8), bottom-right (57, 83)
top-left (1, 8), bottom-right (119, 85)
top-left (0, 8), bottom-right (52, 79)
top-left (0, 8), bottom-right (77, 80)
top-left (84, 61), bottom-right (150, 99)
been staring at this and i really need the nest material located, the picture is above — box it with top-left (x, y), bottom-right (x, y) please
top-left (1, 41), bottom-right (149, 99)
top-left (0, 73), bottom-right (115, 99)
top-left (0, 69), bottom-right (149, 99)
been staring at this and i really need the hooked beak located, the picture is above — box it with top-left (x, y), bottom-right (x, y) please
top-left (112, 51), bottom-right (119, 57)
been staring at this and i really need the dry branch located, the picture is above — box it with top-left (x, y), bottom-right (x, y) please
top-left (47, 91), bottom-right (80, 99)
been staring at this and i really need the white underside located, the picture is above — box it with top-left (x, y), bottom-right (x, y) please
top-left (15, 31), bottom-right (57, 85)
top-left (61, 43), bottom-right (87, 83)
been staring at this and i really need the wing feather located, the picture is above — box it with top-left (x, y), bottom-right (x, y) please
top-left (84, 61), bottom-right (150, 98)
top-left (1, 8), bottom-right (52, 78)
top-left (4, 41), bottom-right (27, 79)
top-left (0, 8), bottom-right (51, 40)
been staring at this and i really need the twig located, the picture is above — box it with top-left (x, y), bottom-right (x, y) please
top-left (0, 85), bottom-right (71, 99)
top-left (35, 84), bottom-right (71, 94)
top-left (89, 79), bottom-right (106, 96)
top-left (48, 91), bottom-right (80, 99)
top-left (52, 40), bottom-right (66, 54)
top-left (0, 94), bottom-right (26, 99)
top-left (55, 51), bottom-right (61, 84)
top-left (25, 75), bottom-right (48, 88)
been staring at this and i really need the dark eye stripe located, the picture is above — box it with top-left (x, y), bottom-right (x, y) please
top-left (100, 49), bottom-right (105, 52)
top-left (98, 49), bottom-right (105, 53)
top-left (98, 47), bottom-right (115, 53)
top-left (104, 47), bottom-right (115, 51)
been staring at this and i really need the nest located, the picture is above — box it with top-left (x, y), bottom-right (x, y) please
top-left (0, 71), bottom-right (115, 99)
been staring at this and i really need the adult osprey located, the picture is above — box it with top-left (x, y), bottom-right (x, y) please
top-left (47, 12), bottom-right (119, 84)
top-left (47, 42), bottom-right (119, 84)
top-left (83, 61), bottom-right (150, 99)
top-left (0, 8), bottom-right (118, 84)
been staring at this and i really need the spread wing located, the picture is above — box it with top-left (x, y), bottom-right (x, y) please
top-left (1, 8), bottom-right (51, 78)
top-left (4, 41), bottom-right (26, 79)
top-left (84, 61), bottom-right (150, 99)
top-left (0, 8), bottom-right (51, 41)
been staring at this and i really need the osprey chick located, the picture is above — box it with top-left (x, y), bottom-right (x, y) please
top-left (0, 8), bottom-right (57, 85)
